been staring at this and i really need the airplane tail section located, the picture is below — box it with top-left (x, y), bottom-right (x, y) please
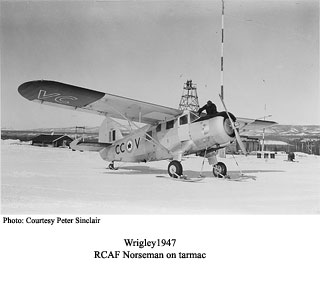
top-left (69, 117), bottom-right (130, 152)
top-left (98, 117), bottom-right (129, 144)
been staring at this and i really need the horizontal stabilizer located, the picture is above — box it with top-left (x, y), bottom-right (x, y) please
top-left (70, 138), bottom-right (111, 152)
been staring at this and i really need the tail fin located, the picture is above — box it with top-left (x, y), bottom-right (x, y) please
top-left (98, 117), bottom-right (129, 143)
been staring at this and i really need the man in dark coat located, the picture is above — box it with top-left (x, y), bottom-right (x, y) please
top-left (198, 100), bottom-right (217, 116)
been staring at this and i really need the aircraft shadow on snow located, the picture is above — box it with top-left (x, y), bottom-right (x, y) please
top-left (103, 165), bottom-right (285, 182)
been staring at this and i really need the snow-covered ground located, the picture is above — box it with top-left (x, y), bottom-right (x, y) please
top-left (1, 140), bottom-right (319, 214)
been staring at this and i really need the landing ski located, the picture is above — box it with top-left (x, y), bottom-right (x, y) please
top-left (156, 175), bottom-right (204, 183)
top-left (220, 176), bottom-right (247, 182)
top-left (213, 174), bottom-right (255, 182)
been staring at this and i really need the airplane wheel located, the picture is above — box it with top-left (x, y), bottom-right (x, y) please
top-left (213, 162), bottom-right (227, 178)
top-left (108, 162), bottom-right (115, 170)
top-left (168, 160), bottom-right (183, 178)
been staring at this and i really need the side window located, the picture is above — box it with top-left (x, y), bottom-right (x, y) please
top-left (179, 114), bottom-right (188, 125)
top-left (146, 130), bottom-right (152, 140)
top-left (190, 111), bottom-right (199, 123)
top-left (166, 120), bottom-right (174, 129)
top-left (156, 124), bottom-right (162, 132)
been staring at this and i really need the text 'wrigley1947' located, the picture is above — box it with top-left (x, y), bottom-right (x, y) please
top-left (123, 238), bottom-right (176, 249)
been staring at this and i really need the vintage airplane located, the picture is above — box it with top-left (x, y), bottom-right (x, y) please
top-left (18, 80), bottom-right (276, 179)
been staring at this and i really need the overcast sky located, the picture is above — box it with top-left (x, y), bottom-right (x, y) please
top-left (1, 0), bottom-right (319, 129)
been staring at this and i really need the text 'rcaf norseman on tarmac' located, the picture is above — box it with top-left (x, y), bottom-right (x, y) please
top-left (3, 216), bottom-right (101, 225)
top-left (94, 238), bottom-right (206, 260)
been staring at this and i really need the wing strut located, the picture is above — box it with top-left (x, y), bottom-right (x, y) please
top-left (107, 101), bottom-right (173, 156)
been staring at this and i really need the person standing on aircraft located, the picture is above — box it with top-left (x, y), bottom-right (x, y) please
top-left (198, 100), bottom-right (217, 116)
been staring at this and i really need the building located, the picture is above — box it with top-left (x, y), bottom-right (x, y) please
top-left (226, 136), bottom-right (260, 154)
top-left (31, 134), bottom-right (73, 147)
top-left (226, 137), bottom-right (293, 154)
top-left (300, 138), bottom-right (320, 155)
top-left (260, 140), bottom-right (293, 153)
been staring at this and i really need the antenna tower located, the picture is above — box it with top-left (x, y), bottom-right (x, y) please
top-left (178, 80), bottom-right (199, 112)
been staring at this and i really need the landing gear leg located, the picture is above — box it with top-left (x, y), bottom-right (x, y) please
top-left (168, 160), bottom-right (183, 178)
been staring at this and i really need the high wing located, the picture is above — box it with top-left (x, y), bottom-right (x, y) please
top-left (18, 80), bottom-right (182, 124)
top-left (237, 117), bottom-right (277, 134)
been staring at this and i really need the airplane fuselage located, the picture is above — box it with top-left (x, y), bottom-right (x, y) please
top-left (99, 111), bottom-right (235, 163)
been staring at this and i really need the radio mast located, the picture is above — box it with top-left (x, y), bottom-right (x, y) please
top-left (220, 0), bottom-right (225, 101)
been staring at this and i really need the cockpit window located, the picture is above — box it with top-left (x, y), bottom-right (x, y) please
top-left (166, 120), bottom-right (174, 129)
top-left (179, 114), bottom-right (188, 125)
top-left (190, 111), bottom-right (199, 123)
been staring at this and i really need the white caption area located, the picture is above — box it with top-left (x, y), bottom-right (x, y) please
top-left (1, 216), bottom-right (320, 300)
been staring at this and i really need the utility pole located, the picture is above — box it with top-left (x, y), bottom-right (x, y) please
top-left (75, 126), bottom-right (85, 141)
top-left (260, 106), bottom-right (273, 152)
top-left (261, 104), bottom-right (266, 152)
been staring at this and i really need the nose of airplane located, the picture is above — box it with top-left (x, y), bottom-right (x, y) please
top-left (223, 118), bottom-right (235, 137)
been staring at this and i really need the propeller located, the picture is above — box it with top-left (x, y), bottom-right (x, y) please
top-left (219, 94), bottom-right (247, 156)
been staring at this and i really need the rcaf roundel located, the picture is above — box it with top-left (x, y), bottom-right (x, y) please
top-left (126, 140), bottom-right (133, 152)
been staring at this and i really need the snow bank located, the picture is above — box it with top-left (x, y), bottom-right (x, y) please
top-left (1, 139), bottom-right (32, 145)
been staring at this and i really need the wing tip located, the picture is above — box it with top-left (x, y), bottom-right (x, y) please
top-left (18, 81), bottom-right (35, 100)
top-left (18, 80), bottom-right (52, 100)
top-left (254, 119), bottom-right (278, 125)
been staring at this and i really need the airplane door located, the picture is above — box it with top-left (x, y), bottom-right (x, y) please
top-left (145, 130), bottom-right (156, 160)
top-left (178, 114), bottom-right (190, 141)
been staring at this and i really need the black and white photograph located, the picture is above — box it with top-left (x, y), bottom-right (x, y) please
top-left (1, 0), bottom-right (320, 299)
top-left (2, 0), bottom-right (319, 214)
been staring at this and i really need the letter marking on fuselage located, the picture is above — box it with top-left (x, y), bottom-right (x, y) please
top-left (135, 137), bottom-right (140, 149)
